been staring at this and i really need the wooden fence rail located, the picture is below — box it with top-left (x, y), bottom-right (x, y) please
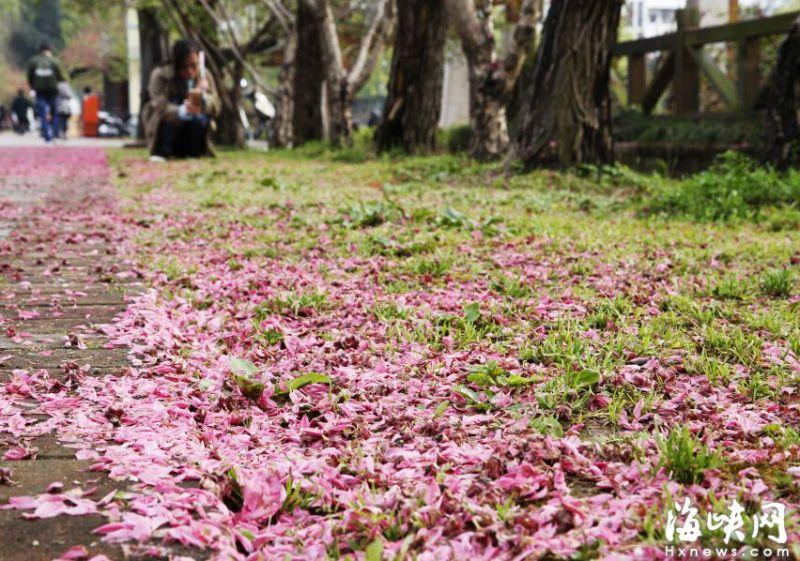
top-left (613, 9), bottom-right (799, 115)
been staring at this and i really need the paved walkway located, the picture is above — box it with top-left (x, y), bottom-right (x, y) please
top-left (0, 147), bottom-right (152, 560)
top-left (0, 133), bottom-right (129, 149)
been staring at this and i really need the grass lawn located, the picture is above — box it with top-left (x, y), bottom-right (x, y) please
top-left (107, 146), bottom-right (800, 559)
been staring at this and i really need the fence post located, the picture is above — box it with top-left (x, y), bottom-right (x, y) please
top-left (674, 8), bottom-right (701, 114)
top-left (737, 37), bottom-right (761, 112)
top-left (628, 53), bottom-right (647, 107)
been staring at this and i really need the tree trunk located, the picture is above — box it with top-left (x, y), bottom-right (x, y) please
top-left (446, 0), bottom-right (540, 161)
top-left (214, 61), bottom-right (246, 148)
top-left (513, 0), bottom-right (623, 167)
top-left (326, 84), bottom-right (353, 147)
top-left (375, 0), bottom-right (447, 154)
top-left (763, 16), bottom-right (800, 169)
top-left (468, 76), bottom-right (511, 160)
top-left (137, 7), bottom-right (170, 140)
top-left (293, 2), bottom-right (325, 145)
top-left (272, 31), bottom-right (297, 148)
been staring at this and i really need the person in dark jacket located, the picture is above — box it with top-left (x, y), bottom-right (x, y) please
top-left (142, 39), bottom-right (220, 161)
top-left (26, 41), bottom-right (67, 143)
top-left (11, 90), bottom-right (32, 134)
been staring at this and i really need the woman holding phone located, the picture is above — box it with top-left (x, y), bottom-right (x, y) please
top-left (143, 39), bottom-right (220, 161)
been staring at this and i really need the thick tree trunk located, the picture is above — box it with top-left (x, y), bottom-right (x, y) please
top-left (447, 0), bottom-right (540, 161)
top-left (137, 7), bottom-right (170, 140)
top-left (468, 75), bottom-right (511, 160)
top-left (375, 0), bottom-right (447, 154)
top-left (293, 2), bottom-right (325, 145)
top-left (215, 61), bottom-right (246, 148)
top-left (326, 85), bottom-right (354, 147)
top-left (763, 16), bottom-right (800, 169)
top-left (513, 0), bottom-right (623, 167)
top-left (272, 31), bottom-right (297, 148)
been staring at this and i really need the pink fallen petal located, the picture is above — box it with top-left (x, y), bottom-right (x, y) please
top-left (55, 545), bottom-right (89, 560)
top-left (3, 445), bottom-right (37, 461)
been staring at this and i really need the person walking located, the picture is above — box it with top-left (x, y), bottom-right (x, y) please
top-left (56, 82), bottom-right (73, 139)
top-left (26, 41), bottom-right (67, 143)
top-left (10, 89), bottom-right (32, 134)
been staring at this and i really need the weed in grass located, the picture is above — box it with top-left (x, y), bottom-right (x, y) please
top-left (339, 201), bottom-right (398, 229)
top-left (737, 368), bottom-right (781, 402)
top-left (685, 354), bottom-right (732, 387)
top-left (258, 175), bottom-right (287, 191)
top-left (759, 268), bottom-right (794, 298)
top-left (361, 235), bottom-right (435, 258)
top-left (254, 327), bottom-right (284, 347)
top-left (391, 302), bottom-right (503, 351)
top-left (465, 361), bottom-right (538, 389)
top-left (658, 426), bottom-right (722, 485)
top-left (408, 254), bottom-right (454, 277)
top-left (530, 415), bottom-right (564, 437)
top-left (490, 274), bottom-right (532, 299)
top-left (586, 296), bottom-right (633, 330)
top-left (700, 324), bottom-right (763, 367)
top-left (256, 289), bottom-right (330, 317)
top-left (535, 368), bottom-right (600, 415)
top-left (711, 275), bottom-right (748, 300)
top-left (764, 424), bottom-right (800, 449)
top-left (370, 302), bottom-right (411, 322)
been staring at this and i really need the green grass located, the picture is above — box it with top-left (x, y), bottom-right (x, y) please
top-left (658, 426), bottom-right (723, 485)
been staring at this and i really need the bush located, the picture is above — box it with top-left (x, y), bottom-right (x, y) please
top-left (645, 152), bottom-right (800, 221)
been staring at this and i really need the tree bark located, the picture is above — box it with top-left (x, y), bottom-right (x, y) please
top-left (762, 16), bottom-right (800, 169)
top-left (513, 0), bottom-right (623, 167)
top-left (301, 0), bottom-right (394, 147)
top-left (215, 60), bottom-right (247, 147)
top-left (266, 1), bottom-right (297, 148)
top-left (375, 0), bottom-right (448, 154)
top-left (293, 1), bottom-right (325, 144)
top-left (446, 0), bottom-right (540, 161)
top-left (137, 7), bottom-right (170, 140)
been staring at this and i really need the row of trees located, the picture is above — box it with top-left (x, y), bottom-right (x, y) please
top-left (148, 0), bottom-right (626, 168)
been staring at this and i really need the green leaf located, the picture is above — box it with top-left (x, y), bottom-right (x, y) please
top-left (275, 372), bottom-right (332, 396)
top-left (506, 374), bottom-right (536, 387)
top-left (573, 369), bottom-right (600, 389)
top-left (466, 372), bottom-right (494, 387)
top-left (230, 358), bottom-right (264, 401)
top-left (462, 302), bottom-right (481, 325)
top-left (365, 539), bottom-right (383, 561)
top-left (433, 400), bottom-right (450, 418)
top-left (531, 415), bottom-right (564, 437)
top-left (453, 384), bottom-right (481, 403)
top-left (233, 374), bottom-right (265, 401)
top-left (231, 358), bottom-right (259, 377)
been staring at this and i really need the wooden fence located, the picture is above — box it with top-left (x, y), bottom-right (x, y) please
top-left (613, 9), bottom-right (800, 115)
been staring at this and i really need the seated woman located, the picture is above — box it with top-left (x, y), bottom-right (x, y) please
top-left (144, 39), bottom-right (220, 161)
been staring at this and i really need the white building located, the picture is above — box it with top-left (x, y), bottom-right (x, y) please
top-left (623, 0), bottom-right (776, 39)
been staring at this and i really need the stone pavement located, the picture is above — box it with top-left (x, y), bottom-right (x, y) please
top-left (0, 147), bottom-right (145, 560)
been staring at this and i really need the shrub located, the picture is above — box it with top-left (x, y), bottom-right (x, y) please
top-left (645, 152), bottom-right (800, 221)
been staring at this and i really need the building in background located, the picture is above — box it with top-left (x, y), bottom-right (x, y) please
top-left (623, 0), bottom-right (779, 38)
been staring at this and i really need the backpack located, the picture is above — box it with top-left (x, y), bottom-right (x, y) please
top-left (28, 54), bottom-right (62, 94)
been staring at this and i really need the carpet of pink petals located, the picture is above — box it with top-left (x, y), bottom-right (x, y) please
top-left (0, 148), bottom-right (798, 560)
